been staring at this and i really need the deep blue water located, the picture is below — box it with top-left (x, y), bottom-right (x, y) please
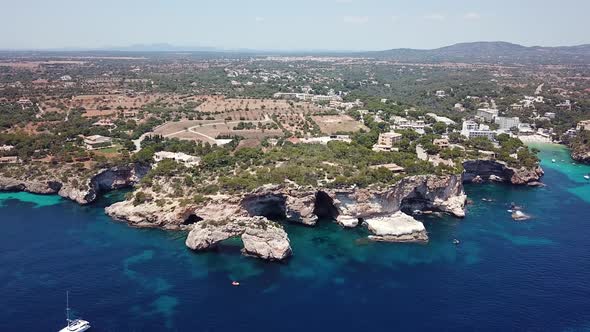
top-left (1, 144), bottom-right (590, 331)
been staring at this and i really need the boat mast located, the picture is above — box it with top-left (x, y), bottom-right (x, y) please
top-left (66, 291), bottom-right (71, 325)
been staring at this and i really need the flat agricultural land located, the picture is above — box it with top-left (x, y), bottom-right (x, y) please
top-left (198, 96), bottom-right (321, 114)
top-left (153, 117), bottom-right (282, 144)
top-left (151, 97), bottom-right (332, 144)
top-left (311, 115), bottom-right (368, 134)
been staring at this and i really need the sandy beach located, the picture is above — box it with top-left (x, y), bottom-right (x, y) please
top-left (518, 134), bottom-right (555, 144)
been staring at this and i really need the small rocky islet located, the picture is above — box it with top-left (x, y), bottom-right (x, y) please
top-left (0, 158), bottom-right (543, 262)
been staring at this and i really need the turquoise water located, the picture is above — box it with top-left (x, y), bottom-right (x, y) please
top-left (1, 146), bottom-right (590, 331)
top-left (531, 143), bottom-right (590, 203)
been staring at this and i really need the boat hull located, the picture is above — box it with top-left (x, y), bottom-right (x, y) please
top-left (58, 319), bottom-right (91, 332)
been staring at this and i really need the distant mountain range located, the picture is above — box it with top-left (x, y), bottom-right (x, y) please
top-left (363, 41), bottom-right (590, 64)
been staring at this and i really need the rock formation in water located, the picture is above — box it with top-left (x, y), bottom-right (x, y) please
top-left (185, 216), bottom-right (292, 261)
top-left (365, 211), bottom-right (428, 242)
top-left (462, 160), bottom-right (544, 185)
top-left (0, 163), bottom-right (149, 205)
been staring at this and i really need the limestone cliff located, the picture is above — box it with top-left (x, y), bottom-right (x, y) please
top-left (462, 160), bottom-right (544, 185)
top-left (0, 163), bottom-right (149, 205)
top-left (332, 174), bottom-right (466, 228)
top-left (571, 149), bottom-right (590, 164)
top-left (0, 177), bottom-right (62, 194)
top-left (105, 174), bottom-right (466, 257)
top-left (185, 216), bottom-right (292, 261)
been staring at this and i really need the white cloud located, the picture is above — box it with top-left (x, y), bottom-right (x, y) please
top-left (464, 12), bottom-right (481, 20)
top-left (335, 0), bottom-right (353, 3)
top-left (391, 15), bottom-right (400, 22)
top-left (423, 13), bottom-right (445, 21)
top-left (255, 17), bottom-right (265, 22)
top-left (343, 16), bottom-right (369, 24)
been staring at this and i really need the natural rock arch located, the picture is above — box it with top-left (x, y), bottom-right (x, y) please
top-left (313, 191), bottom-right (339, 220)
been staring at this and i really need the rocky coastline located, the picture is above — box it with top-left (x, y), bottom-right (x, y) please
top-left (571, 149), bottom-right (590, 164)
top-left (462, 160), bottom-right (544, 186)
top-left (106, 174), bottom-right (467, 261)
top-left (0, 163), bottom-right (149, 205)
top-left (1, 158), bottom-right (546, 262)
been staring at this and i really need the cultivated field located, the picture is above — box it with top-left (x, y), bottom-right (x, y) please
top-left (198, 96), bottom-right (321, 114)
top-left (153, 117), bottom-right (282, 144)
top-left (312, 115), bottom-right (368, 134)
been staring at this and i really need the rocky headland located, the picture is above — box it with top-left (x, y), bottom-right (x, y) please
top-left (462, 160), bottom-right (544, 186)
top-left (571, 149), bottom-right (590, 164)
top-left (105, 174), bottom-right (467, 260)
top-left (567, 131), bottom-right (590, 164)
top-left (0, 163), bottom-right (149, 204)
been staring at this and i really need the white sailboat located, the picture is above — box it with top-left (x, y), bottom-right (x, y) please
top-left (58, 291), bottom-right (91, 332)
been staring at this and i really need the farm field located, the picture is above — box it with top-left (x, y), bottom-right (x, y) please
top-left (312, 114), bottom-right (368, 134)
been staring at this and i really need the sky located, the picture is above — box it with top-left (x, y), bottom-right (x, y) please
top-left (1, 0), bottom-right (589, 51)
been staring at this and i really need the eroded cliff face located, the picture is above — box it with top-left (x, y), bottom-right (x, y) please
top-left (333, 174), bottom-right (466, 227)
top-left (0, 177), bottom-right (62, 194)
top-left (462, 160), bottom-right (544, 185)
top-left (571, 150), bottom-right (590, 164)
top-left (106, 174), bottom-right (467, 259)
top-left (0, 163), bottom-right (149, 205)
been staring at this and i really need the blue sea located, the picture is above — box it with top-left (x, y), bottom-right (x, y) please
top-left (1, 144), bottom-right (590, 331)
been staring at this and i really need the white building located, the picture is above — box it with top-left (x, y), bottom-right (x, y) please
top-left (426, 113), bottom-right (456, 126)
top-left (544, 112), bottom-right (556, 119)
top-left (476, 108), bottom-right (499, 122)
top-left (461, 120), bottom-right (496, 140)
top-left (154, 151), bottom-right (201, 167)
top-left (299, 135), bottom-right (351, 145)
top-left (393, 118), bottom-right (426, 134)
top-left (435, 90), bottom-right (446, 98)
top-left (84, 135), bottom-right (113, 150)
top-left (495, 116), bottom-right (520, 130)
